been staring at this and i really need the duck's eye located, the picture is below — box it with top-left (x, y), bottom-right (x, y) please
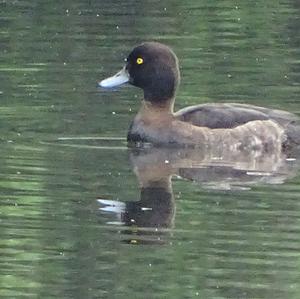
top-left (136, 57), bottom-right (144, 65)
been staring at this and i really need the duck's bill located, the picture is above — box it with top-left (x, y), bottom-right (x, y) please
top-left (98, 67), bottom-right (129, 88)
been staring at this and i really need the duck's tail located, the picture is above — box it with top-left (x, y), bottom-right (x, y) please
top-left (284, 121), bottom-right (300, 148)
top-left (261, 108), bottom-right (300, 147)
top-left (286, 122), bottom-right (300, 145)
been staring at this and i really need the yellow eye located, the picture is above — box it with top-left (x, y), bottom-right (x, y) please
top-left (136, 57), bottom-right (143, 65)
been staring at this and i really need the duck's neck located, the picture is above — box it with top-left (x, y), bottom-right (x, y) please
top-left (141, 98), bottom-right (175, 115)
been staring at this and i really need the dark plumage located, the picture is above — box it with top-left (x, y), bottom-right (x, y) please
top-left (99, 42), bottom-right (300, 149)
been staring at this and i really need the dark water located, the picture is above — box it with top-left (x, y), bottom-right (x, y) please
top-left (1, 1), bottom-right (300, 298)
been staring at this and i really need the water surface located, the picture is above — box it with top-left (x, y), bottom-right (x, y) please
top-left (1, 1), bottom-right (300, 298)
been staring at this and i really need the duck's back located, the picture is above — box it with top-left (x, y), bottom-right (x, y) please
top-left (175, 103), bottom-right (300, 145)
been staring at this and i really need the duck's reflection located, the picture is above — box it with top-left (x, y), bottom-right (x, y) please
top-left (98, 145), bottom-right (300, 244)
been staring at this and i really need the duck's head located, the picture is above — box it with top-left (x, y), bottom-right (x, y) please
top-left (99, 42), bottom-right (180, 103)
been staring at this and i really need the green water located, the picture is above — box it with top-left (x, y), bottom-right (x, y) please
top-left (1, 1), bottom-right (300, 298)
